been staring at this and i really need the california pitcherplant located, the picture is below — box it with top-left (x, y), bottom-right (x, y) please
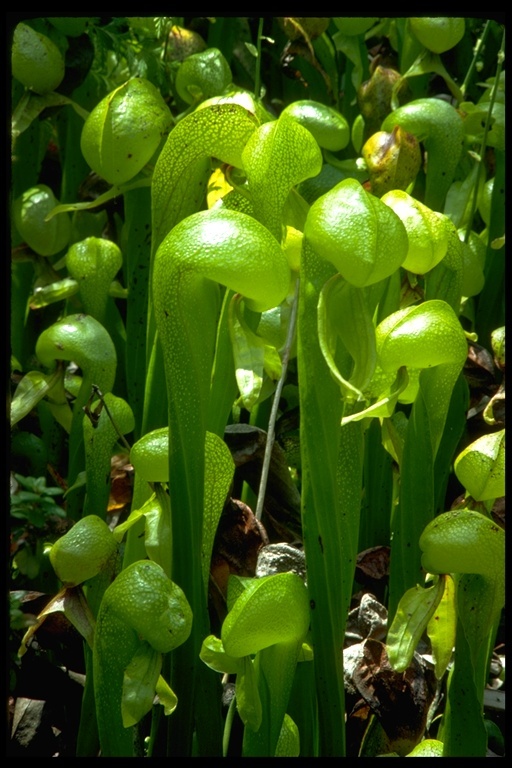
top-left (10, 16), bottom-right (505, 758)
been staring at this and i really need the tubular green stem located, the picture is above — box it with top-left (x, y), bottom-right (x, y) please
top-left (207, 289), bottom-right (238, 438)
top-left (376, 300), bottom-right (468, 615)
top-left (464, 27), bottom-right (505, 245)
top-left (298, 175), bottom-right (405, 753)
top-left (66, 237), bottom-right (122, 327)
top-left (420, 509), bottom-right (505, 757)
top-left (123, 186), bottom-right (152, 440)
top-left (242, 640), bottom-right (304, 757)
top-left (460, 20), bottom-right (491, 100)
top-left (297, 241), bottom-right (347, 756)
top-left (50, 514), bottom-right (120, 757)
top-left (152, 207), bottom-right (290, 755)
top-left (35, 314), bottom-right (117, 518)
top-left (94, 560), bottom-right (192, 757)
top-left (83, 393), bottom-right (134, 519)
top-left (142, 102), bottom-right (258, 438)
top-left (253, 17), bottom-right (264, 99)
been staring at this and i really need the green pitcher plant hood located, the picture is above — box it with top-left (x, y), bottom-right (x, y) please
top-left (66, 237), bottom-right (123, 324)
top-left (12, 22), bottom-right (65, 95)
top-left (13, 184), bottom-right (71, 256)
top-left (304, 177), bottom-right (409, 287)
top-left (50, 514), bottom-right (118, 586)
top-left (281, 100), bottom-right (350, 151)
top-left (94, 559), bottom-right (192, 756)
top-left (454, 429), bottom-right (505, 501)
top-left (221, 572), bottom-right (310, 657)
top-left (81, 77), bottom-right (173, 186)
top-left (381, 190), bottom-right (451, 274)
top-left (382, 98), bottom-right (465, 212)
top-left (35, 313), bottom-right (117, 395)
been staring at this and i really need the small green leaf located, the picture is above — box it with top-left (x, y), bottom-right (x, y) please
top-left (12, 90), bottom-right (89, 141)
top-left (386, 576), bottom-right (445, 672)
top-left (341, 367), bottom-right (409, 426)
top-left (318, 275), bottom-right (376, 401)
top-left (445, 163), bottom-right (483, 229)
top-left (229, 295), bottom-right (282, 410)
top-left (18, 585), bottom-right (96, 657)
top-left (28, 277), bottom-right (79, 309)
top-left (245, 40), bottom-right (259, 57)
top-left (113, 494), bottom-right (156, 540)
top-left (199, 635), bottom-right (243, 676)
top-left (427, 574), bottom-right (456, 679)
top-left (399, 48), bottom-right (462, 102)
top-left (122, 643), bottom-right (161, 727)
top-left (380, 409), bottom-right (408, 466)
top-left (63, 470), bottom-right (87, 497)
top-left (11, 369), bottom-right (61, 426)
top-left (155, 674), bottom-right (178, 716)
top-left (143, 487), bottom-right (172, 578)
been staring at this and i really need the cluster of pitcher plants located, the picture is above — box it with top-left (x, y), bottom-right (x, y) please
top-left (10, 16), bottom-right (504, 757)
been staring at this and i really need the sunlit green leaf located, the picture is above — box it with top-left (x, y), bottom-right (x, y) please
top-left (199, 634), bottom-right (242, 675)
top-left (122, 643), bottom-right (161, 727)
top-left (386, 576), bottom-right (445, 672)
top-left (28, 277), bottom-right (79, 309)
top-left (229, 295), bottom-right (282, 410)
top-left (155, 674), bottom-right (178, 716)
top-left (275, 713), bottom-right (300, 756)
top-left (11, 369), bottom-right (60, 426)
top-left (427, 573), bottom-right (456, 679)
